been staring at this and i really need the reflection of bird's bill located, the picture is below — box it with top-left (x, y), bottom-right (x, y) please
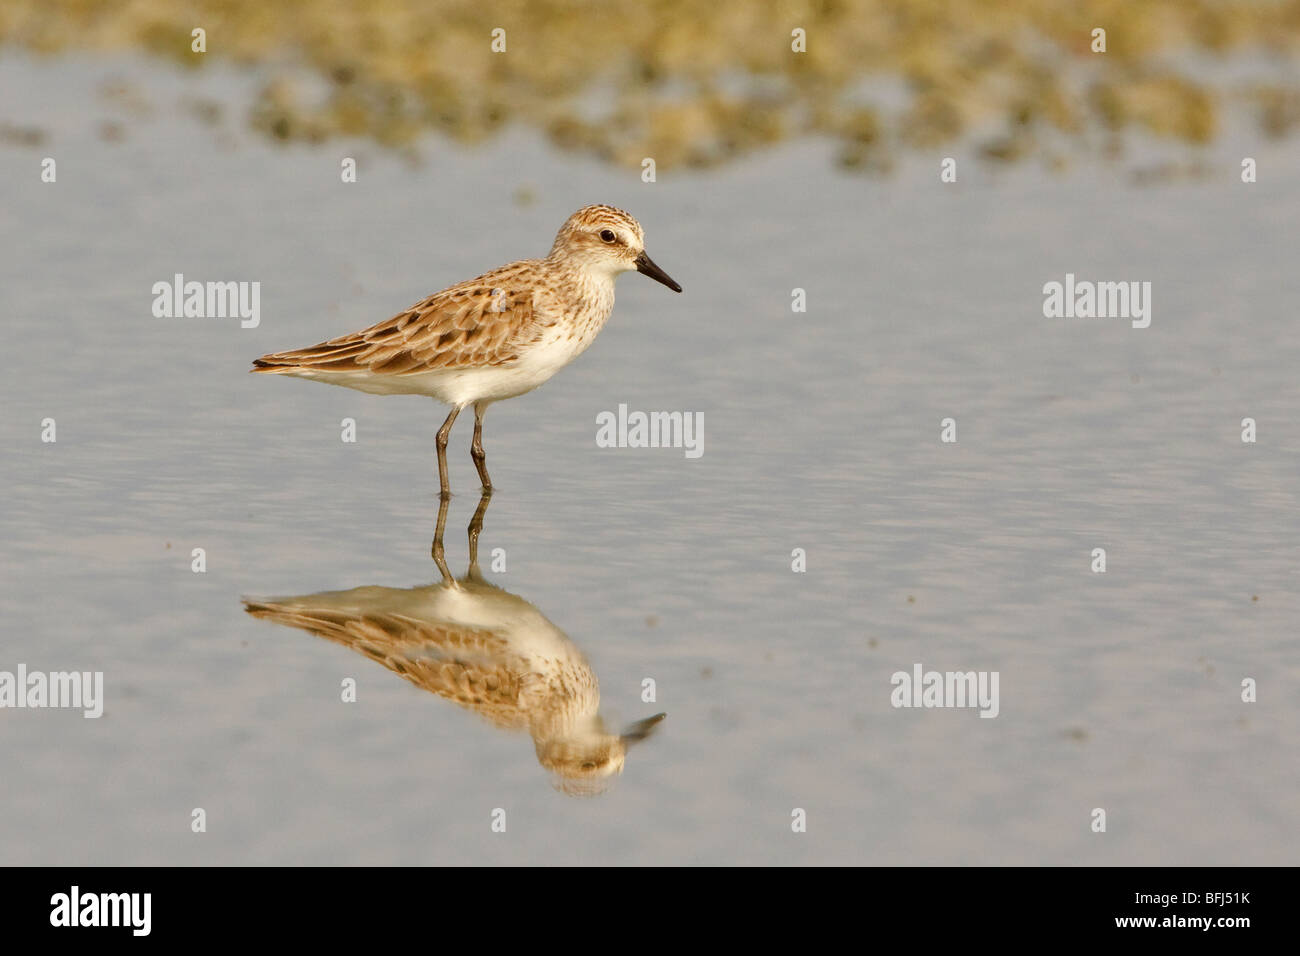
top-left (621, 712), bottom-right (667, 744)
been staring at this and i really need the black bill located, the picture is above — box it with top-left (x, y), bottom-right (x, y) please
top-left (635, 251), bottom-right (682, 292)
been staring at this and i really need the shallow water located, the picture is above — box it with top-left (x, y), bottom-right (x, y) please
top-left (1, 54), bottom-right (1297, 864)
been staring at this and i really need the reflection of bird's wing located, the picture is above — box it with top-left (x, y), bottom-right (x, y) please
top-left (244, 596), bottom-right (536, 731)
top-left (251, 262), bottom-right (546, 375)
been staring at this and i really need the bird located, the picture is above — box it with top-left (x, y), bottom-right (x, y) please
top-left (250, 204), bottom-right (682, 496)
top-left (242, 492), bottom-right (666, 795)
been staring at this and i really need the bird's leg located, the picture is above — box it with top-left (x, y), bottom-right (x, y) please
top-left (431, 489), bottom-right (453, 584)
top-left (436, 405), bottom-right (461, 499)
top-left (471, 401), bottom-right (492, 493)
top-left (467, 489), bottom-right (492, 573)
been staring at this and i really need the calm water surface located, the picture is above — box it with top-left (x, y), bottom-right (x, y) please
top-left (1, 55), bottom-right (1297, 864)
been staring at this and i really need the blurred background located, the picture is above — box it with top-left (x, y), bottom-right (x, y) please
top-left (4, 0), bottom-right (1299, 172)
top-left (0, 1), bottom-right (1297, 865)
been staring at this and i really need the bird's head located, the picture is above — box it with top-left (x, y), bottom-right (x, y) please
top-left (551, 204), bottom-right (682, 292)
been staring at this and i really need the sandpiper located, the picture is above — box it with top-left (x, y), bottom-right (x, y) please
top-left (251, 204), bottom-right (682, 495)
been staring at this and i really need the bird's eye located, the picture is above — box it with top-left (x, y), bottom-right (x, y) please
top-left (599, 229), bottom-right (616, 243)
top-left (581, 761), bottom-right (597, 770)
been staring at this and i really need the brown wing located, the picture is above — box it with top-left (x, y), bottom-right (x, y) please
top-left (243, 600), bottom-right (533, 730)
top-left (252, 265), bottom-right (544, 375)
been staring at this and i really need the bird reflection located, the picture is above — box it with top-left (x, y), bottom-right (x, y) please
top-left (243, 492), bottom-right (665, 795)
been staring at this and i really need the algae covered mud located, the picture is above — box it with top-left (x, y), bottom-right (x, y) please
top-left (3, 0), bottom-right (1298, 170)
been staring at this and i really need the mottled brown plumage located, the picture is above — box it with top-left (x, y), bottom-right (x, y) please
top-left (252, 264), bottom-right (542, 376)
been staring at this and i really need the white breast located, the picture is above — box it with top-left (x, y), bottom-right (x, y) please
top-left (449, 277), bottom-right (616, 406)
